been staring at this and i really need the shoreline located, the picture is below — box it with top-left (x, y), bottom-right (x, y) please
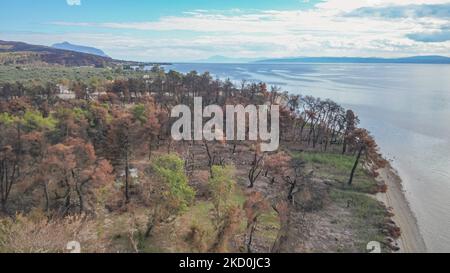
top-left (375, 165), bottom-right (427, 253)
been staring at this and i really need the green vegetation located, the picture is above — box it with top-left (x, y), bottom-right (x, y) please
top-left (0, 112), bottom-right (17, 125)
top-left (256, 210), bottom-right (280, 245)
top-left (137, 182), bottom-right (249, 253)
top-left (132, 104), bottom-right (147, 124)
top-left (0, 65), bottom-right (149, 84)
top-left (209, 165), bottom-right (236, 222)
top-left (330, 189), bottom-right (388, 252)
top-left (296, 151), bottom-right (379, 194)
top-left (22, 110), bottom-right (58, 131)
top-left (293, 151), bottom-right (390, 252)
top-left (152, 154), bottom-right (196, 213)
top-left (0, 52), bottom-right (41, 66)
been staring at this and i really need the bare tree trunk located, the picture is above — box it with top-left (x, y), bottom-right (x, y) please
top-left (271, 204), bottom-right (290, 253)
top-left (1, 200), bottom-right (6, 214)
top-left (148, 137), bottom-right (153, 160)
top-left (204, 141), bottom-right (215, 177)
top-left (287, 180), bottom-right (297, 201)
top-left (167, 138), bottom-right (172, 154)
top-left (248, 152), bottom-right (263, 188)
top-left (348, 147), bottom-right (364, 186)
top-left (125, 152), bottom-right (130, 203)
top-left (145, 214), bottom-right (155, 238)
top-left (246, 218), bottom-right (258, 253)
top-left (76, 184), bottom-right (84, 213)
top-left (342, 140), bottom-right (347, 154)
top-left (44, 181), bottom-right (50, 214)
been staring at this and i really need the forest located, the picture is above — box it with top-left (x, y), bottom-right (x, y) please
top-left (0, 64), bottom-right (399, 253)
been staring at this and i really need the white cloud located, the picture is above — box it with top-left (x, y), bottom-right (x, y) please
top-left (66, 0), bottom-right (81, 6)
top-left (316, 0), bottom-right (449, 12)
top-left (42, 1), bottom-right (450, 60)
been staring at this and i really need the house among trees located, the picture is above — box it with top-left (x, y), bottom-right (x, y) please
top-left (56, 84), bottom-right (75, 100)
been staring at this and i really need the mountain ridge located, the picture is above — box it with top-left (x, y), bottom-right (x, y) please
top-left (0, 40), bottom-right (164, 67)
top-left (254, 55), bottom-right (450, 64)
top-left (52, 42), bottom-right (110, 58)
top-left (195, 55), bottom-right (262, 63)
top-left (0, 40), bottom-right (114, 67)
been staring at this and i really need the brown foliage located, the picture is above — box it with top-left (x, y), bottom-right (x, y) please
top-left (210, 206), bottom-right (242, 253)
top-left (264, 151), bottom-right (291, 184)
top-left (0, 213), bottom-right (109, 253)
top-left (185, 224), bottom-right (208, 253)
top-left (271, 201), bottom-right (290, 253)
top-left (41, 138), bottom-right (114, 214)
top-left (243, 191), bottom-right (269, 252)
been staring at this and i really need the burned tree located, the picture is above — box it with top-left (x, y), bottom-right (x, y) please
top-left (243, 191), bottom-right (269, 253)
top-left (248, 145), bottom-right (265, 188)
top-left (282, 158), bottom-right (306, 201)
top-left (347, 128), bottom-right (378, 186)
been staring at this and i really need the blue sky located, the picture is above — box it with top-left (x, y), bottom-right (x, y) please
top-left (1, 0), bottom-right (449, 61)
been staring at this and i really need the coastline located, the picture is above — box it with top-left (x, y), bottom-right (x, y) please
top-left (375, 165), bottom-right (427, 253)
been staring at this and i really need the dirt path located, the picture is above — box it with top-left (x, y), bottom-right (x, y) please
top-left (376, 167), bottom-right (427, 253)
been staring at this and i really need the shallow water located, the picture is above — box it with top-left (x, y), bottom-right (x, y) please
top-left (166, 62), bottom-right (450, 252)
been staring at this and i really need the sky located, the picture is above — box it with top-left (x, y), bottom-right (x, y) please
top-left (0, 0), bottom-right (449, 62)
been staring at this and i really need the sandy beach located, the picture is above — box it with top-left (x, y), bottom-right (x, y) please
top-left (376, 166), bottom-right (427, 253)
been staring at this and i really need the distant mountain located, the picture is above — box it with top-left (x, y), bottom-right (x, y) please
top-left (255, 56), bottom-right (450, 64)
top-left (52, 42), bottom-right (110, 58)
top-left (0, 40), bottom-right (118, 67)
top-left (195, 55), bottom-right (262, 63)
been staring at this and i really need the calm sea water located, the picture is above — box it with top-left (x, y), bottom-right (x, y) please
top-left (166, 63), bottom-right (450, 252)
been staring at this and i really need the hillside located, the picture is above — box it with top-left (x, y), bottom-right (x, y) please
top-left (0, 40), bottom-right (114, 67)
top-left (52, 42), bottom-right (110, 58)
